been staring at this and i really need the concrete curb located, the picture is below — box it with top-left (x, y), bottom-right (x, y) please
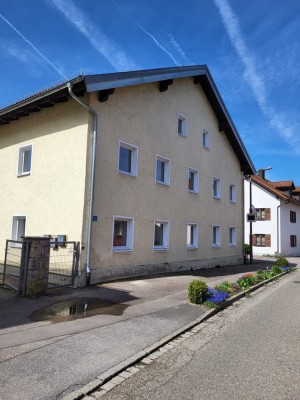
top-left (60, 269), bottom-right (294, 400)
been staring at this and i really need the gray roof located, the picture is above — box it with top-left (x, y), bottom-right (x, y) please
top-left (0, 65), bottom-right (255, 174)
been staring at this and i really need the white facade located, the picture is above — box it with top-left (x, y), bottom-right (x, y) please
top-left (244, 179), bottom-right (300, 256)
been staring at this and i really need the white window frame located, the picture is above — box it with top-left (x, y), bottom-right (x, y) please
top-left (188, 168), bottom-right (199, 193)
top-left (17, 144), bottom-right (32, 177)
top-left (153, 220), bottom-right (169, 251)
top-left (187, 223), bottom-right (198, 249)
top-left (112, 216), bottom-right (134, 252)
top-left (212, 225), bottom-right (221, 247)
top-left (229, 184), bottom-right (236, 203)
top-left (203, 130), bottom-right (210, 149)
top-left (155, 155), bottom-right (171, 186)
top-left (11, 215), bottom-right (26, 244)
top-left (229, 227), bottom-right (236, 246)
top-left (118, 141), bottom-right (138, 177)
top-left (177, 114), bottom-right (187, 137)
top-left (212, 177), bottom-right (221, 199)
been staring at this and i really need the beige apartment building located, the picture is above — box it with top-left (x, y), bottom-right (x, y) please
top-left (0, 66), bottom-right (255, 285)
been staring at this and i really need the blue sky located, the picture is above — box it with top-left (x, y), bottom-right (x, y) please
top-left (0, 0), bottom-right (299, 183)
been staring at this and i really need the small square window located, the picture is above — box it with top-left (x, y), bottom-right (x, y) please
top-left (212, 225), bottom-right (221, 247)
top-left (188, 168), bottom-right (199, 193)
top-left (229, 184), bottom-right (236, 203)
top-left (177, 114), bottom-right (187, 137)
top-left (112, 217), bottom-right (134, 252)
top-left (156, 155), bottom-right (171, 185)
top-left (118, 141), bottom-right (138, 176)
top-left (229, 227), bottom-right (236, 246)
top-left (187, 224), bottom-right (198, 249)
top-left (18, 145), bottom-right (32, 176)
top-left (203, 130), bottom-right (209, 149)
top-left (12, 216), bottom-right (26, 242)
top-left (154, 220), bottom-right (169, 250)
top-left (213, 177), bottom-right (221, 198)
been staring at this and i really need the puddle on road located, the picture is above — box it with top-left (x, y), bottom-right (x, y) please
top-left (30, 298), bottom-right (129, 323)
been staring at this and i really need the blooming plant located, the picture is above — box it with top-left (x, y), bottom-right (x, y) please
top-left (205, 287), bottom-right (229, 307)
top-left (237, 273), bottom-right (256, 289)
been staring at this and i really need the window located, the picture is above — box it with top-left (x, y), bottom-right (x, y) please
top-left (18, 145), bottom-right (32, 176)
top-left (177, 114), bottom-right (187, 137)
top-left (187, 224), bottom-right (198, 249)
top-left (256, 208), bottom-right (271, 221)
top-left (118, 141), bottom-right (138, 176)
top-left (212, 225), bottom-right (221, 247)
top-left (290, 210), bottom-right (296, 223)
top-left (229, 184), bottom-right (236, 203)
top-left (112, 217), bottom-right (134, 251)
top-left (203, 130), bottom-right (209, 149)
top-left (156, 155), bottom-right (171, 185)
top-left (154, 220), bottom-right (169, 250)
top-left (213, 177), bottom-right (221, 198)
top-left (188, 168), bottom-right (199, 193)
top-left (290, 235), bottom-right (297, 247)
top-left (253, 234), bottom-right (271, 247)
top-left (12, 216), bottom-right (26, 242)
top-left (229, 227), bottom-right (236, 246)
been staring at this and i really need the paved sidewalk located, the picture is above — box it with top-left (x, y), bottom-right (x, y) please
top-left (0, 258), bottom-right (296, 400)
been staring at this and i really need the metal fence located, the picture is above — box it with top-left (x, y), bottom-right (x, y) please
top-left (1, 240), bottom-right (28, 293)
top-left (49, 241), bottom-right (80, 287)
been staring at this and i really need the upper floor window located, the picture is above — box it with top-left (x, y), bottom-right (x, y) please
top-left (256, 208), bottom-right (271, 221)
top-left (203, 130), bottom-right (209, 149)
top-left (18, 145), bottom-right (32, 176)
top-left (112, 216), bottom-right (134, 252)
top-left (188, 168), bottom-right (199, 193)
top-left (177, 114), bottom-right (187, 137)
top-left (118, 141), bottom-right (138, 177)
top-left (253, 234), bottom-right (271, 247)
top-left (229, 184), bottom-right (236, 203)
top-left (290, 210), bottom-right (296, 223)
top-left (290, 235), bottom-right (297, 247)
top-left (156, 155), bottom-right (171, 185)
top-left (213, 177), bottom-right (221, 199)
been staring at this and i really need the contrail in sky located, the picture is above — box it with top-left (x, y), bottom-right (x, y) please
top-left (0, 12), bottom-right (67, 79)
top-left (168, 33), bottom-right (192, 65)
top-left (110, 0), bottom-right (181, 66)
top-left (213, 0), bottom-right (297, 147)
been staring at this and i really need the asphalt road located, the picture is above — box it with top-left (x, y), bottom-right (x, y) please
top-left (101, 269), bottom-right (300, 400)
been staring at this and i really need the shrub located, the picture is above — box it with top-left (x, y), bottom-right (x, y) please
top-left (188, 280), bottom-right (208, 304)
top-left (244, 244), bottom-right (251, 255)
top-left (205, 287), bottom-right (229, 308)
top-left (275, 257), bottom-right (289, 267)
top-left (237, 273), bottom-right (256, 289)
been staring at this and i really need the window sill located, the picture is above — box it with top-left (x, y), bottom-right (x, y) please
top-left (154, 246), bottom-right (168, 251)
top-left (187, 245), bottom-right (198, 250)
top-left (118, 170), bottom-right (137, 177)
top-left (213, 195), bottom-right (221, 199)
top-left (229, 200), bottom-right (236, 204)
top-left (17, 172), bottom-right (31, 178)
top-left (203, 145), bottom-right (209, 150)
top-left (229, 244), bottom-right (236, 247)
top-left (212, 244), bottom-right (220, 248)
top-left (112, 247), bottom-right (133, 253)
top-left (188, 190), bottom-right (198, 194)
top-left (156, 180), bottom-right (170, 186)
top-left (178, 133), bottom-right (187, 138)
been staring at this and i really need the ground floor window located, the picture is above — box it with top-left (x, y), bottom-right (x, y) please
top-left (187, 224), bottom-right (198, 249)
top-left (112, 217), bottom-right (134, 251)
top-left (229, 227), bottom-right (236, 246)
top-left (12, 216), bottom-right (26, 242)
top-left (212, 225), bottom-right (221, 247)
top-left (290, 235), bottom-right (297, 247)
top-left (253, 234), bottom-right (271, 247)
top-left (154, 220), bottom-right (169, 250)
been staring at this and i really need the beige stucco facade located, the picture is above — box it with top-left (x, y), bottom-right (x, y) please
top-left (0, 100), bottom-right (89, 267)
top-left (0, 73), bottom-right (249, 285)
top-left (88, 78), bottom-right (245, 282)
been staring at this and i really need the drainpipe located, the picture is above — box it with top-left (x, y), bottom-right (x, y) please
top-left (67, 82), bottom-right (97, 286)
top-left (277, 199), bottom-right (290, 254)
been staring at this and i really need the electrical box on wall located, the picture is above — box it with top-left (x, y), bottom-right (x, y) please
top-left (57, 235), bottom-right (67, 247)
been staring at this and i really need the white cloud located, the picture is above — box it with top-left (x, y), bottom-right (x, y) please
top-left (168, 34), bottom-right (192, 65)
top-left (50, 0), bottom-right (138, 71)
top-left (213, 0), bottom-right (299, 150)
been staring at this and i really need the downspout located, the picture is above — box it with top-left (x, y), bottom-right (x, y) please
top-left (67, 82), bottom-right (97, 286)
top-left (277, 199), bottom-right (290, 254)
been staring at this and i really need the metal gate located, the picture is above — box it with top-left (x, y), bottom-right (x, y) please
top-left (1, 239), bottom-right (80, 294)
top-left (49, 241), bottom-right (80, 288)
top-left (1, 240), bottom-right (29, 294)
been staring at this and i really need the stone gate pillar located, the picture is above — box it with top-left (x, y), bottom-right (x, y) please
top-left (21, 236), bottom-right (50, 296)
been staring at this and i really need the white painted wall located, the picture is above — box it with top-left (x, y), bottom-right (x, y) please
top-left (280, 203), bottom-right (300, 256)
top-left (244, 180), bottom-right (279, 255)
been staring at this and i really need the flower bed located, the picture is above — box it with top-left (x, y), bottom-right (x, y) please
top-left (188, 264), bottom-right (295, 308)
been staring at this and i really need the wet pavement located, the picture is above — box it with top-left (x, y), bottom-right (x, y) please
top-left (0, 257), bottom-right (298, 400)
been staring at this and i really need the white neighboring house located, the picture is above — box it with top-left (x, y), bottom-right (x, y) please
top-left (245, 174), bottom-right (300, 256)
